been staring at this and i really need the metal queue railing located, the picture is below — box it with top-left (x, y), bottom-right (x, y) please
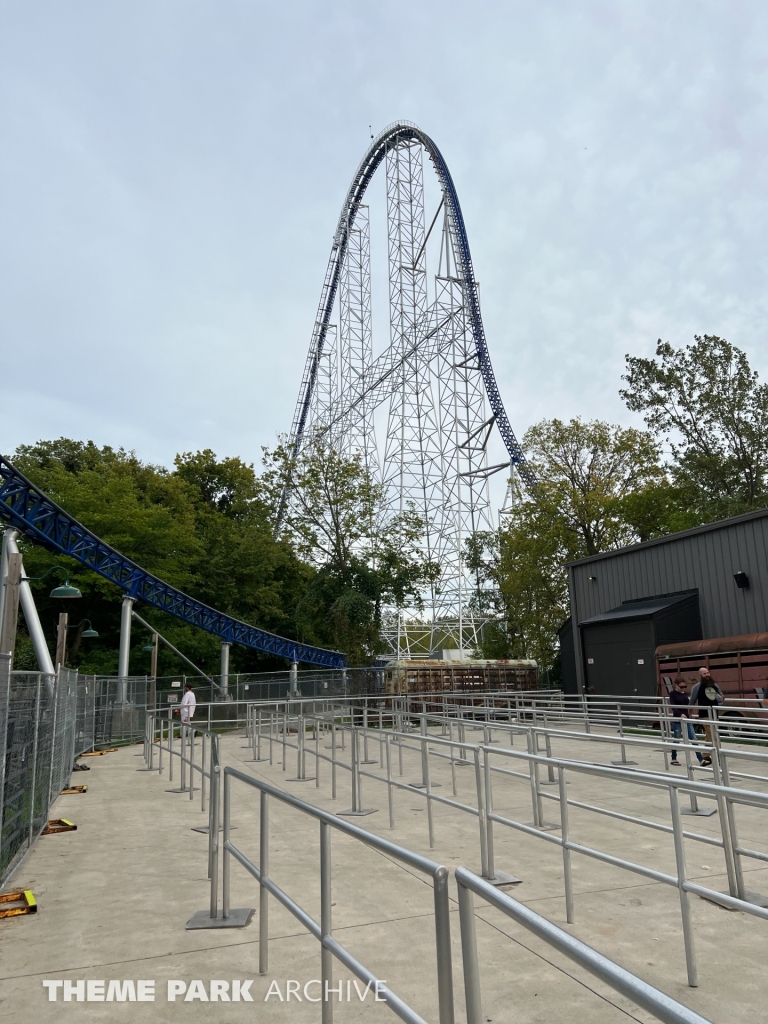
top-left (210, 769), bottom-right (455, 1024)
top-left (155, 714), bottom-right (717, 1024)
top-left (244, 702), bottom-right (768, 988)
top-left (455, 867), bottom-right (712, 1024)
top-left (142, 709), bottom-right (220, 817)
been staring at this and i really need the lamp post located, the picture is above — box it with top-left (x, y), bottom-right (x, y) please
top-left (60, 619), bottom-right (99, 668)
top-left (13, 566), bottom-right (82, 669)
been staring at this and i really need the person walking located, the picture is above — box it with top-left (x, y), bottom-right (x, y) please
top-left (668, 677), bottom-right (703, 767)
top-left (179, 683), bottom-right (196, 725)
top-left (689, 667), bottom-right (723, 767)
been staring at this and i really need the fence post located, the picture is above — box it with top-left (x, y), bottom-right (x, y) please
top-left (47, 675), bottom-right (60, 808)
top-left (27, 675), bottom-right (43, 846)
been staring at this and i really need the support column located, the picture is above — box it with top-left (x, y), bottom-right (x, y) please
top-left (220, 642), bottom-right (231, 699)
top-left (3, 530), bottom-right (55, 677)
top-left (117, 596), bottom-right (134, 705)
top-left (289, 661), bottom-right (298, 699)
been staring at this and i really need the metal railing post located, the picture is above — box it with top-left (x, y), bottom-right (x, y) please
top-left (433, 866), bottom-right (455, 1024)
top-left (320, 820), bottom-right (333, 1024)
top-left (259, 791), bottom-right (269, 974)
top-left (222, 771), bottom-right (231, 919)
top-left (559, 767), bottom-right (574, 923)
top-left (386, 734), bottom-right (394, 828)
top-left (717, 750), bottom-right (746, 900)
top-left (473, 747), bottom-right (489, 878)
top-left (457, 880), bottom-right (483, 1024)
top-left (209, 764), bottom-right (220, 918)
top-left (668, 786), bottom-right (698, 987)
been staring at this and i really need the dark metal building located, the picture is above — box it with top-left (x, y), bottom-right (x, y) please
top-left (564, 507), bottom-right (768, 695)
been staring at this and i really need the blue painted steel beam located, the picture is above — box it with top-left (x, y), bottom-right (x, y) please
top-left (0, 455), bottom-right (346, 668)
top-left (289, 119), bottom-right (537, 490)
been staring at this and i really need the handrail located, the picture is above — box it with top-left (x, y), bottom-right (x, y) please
top-left (252, 702), bottom-right (768, 987)
top-left (455, 867), bottom-right (713, 1024)
top-left (218, 767), bottom-right (455, 1024)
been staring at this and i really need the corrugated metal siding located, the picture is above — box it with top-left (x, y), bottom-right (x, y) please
top-left (571, 515), bottom-right (768, 640)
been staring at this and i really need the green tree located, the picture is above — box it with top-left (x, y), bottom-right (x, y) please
top-left (621, 336), bottom-right (768, 521)
top-left (9, 439), bottom-right (309, 675)
top-left (473, 418), bottom-right (665, 668)
top-left (263, 439), bottom-right (438, 663)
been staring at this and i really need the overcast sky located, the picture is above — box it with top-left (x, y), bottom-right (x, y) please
top-left (2, 1), bottom-right (767, 482)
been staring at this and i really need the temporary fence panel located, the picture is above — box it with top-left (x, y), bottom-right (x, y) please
top-left (0, 667), bottom-right (77, 888)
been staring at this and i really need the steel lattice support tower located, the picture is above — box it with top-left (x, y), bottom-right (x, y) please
top-left (284, 121), bottom-right (535, 658)
top-left (339, 204), bottom-right (377, 471)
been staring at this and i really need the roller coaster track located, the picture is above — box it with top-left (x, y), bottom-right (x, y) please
top-left (0, 455), bottom-right (345, 668)
top-left (288, 119), bottom-right (536, 489)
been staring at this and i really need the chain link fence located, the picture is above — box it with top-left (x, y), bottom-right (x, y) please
top-left (0, 658), bottom-right (79, 888)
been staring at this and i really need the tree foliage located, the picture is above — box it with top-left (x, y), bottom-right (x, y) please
top-left (473, 418), bottom-right (668, 667)
top-left (621, 336), bottom-right (768, 520)
top-left (10, 439), bottom-right (309, 675)
top-left (262, 439), bottom-right (438, 663)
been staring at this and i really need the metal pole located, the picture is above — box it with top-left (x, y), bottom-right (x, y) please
top-left (386, 734), bottom-right (394, 828)
top-left (27, 675), bottom-right (42, 846)
top-left (473, 748), bottom-right (489, 878)
top-left (117, 595), bottom-right (134, 705)
top-left (457, 882), bottom-right (483, 1024)
top-left (220, 642), bottom-right (231, 699)
top-left (433, 867), bottom-right (455, 1024)
top-left (259, 791), bottom-right (269, 974)
top-left (222, 772), bottom-right (230, 919)
top-left (425, 731), bottom-right (435, 849)
top-left (718, 750), bottom-right (746, 900)
top-left (320, 821), bottom-right (333, 1024)
top-left (668, 786), bottom-right (698, 987)
top-left (209, 764), bottom-right (220, 918)
top-left (559, 768), bottom-right (574, 923)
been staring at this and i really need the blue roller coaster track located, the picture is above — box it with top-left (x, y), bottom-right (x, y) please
top-left (288, 119), bottom-right (536, 490)
top-left (0, 455), bottom-right (345, 668)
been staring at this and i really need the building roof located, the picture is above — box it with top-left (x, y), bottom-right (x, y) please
top-left (579, 592), bottom-right (697, 627)
top-left (566, 505), bottom-right (768, 569)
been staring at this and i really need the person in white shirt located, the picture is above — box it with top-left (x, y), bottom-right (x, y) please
top-left (179, 683), bottom-right (196, 724)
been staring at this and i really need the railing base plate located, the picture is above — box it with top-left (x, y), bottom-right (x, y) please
top-left (484, 871), bottom-right (522, 886)
top-left (681, 807), bottom-right (717, 817)
top-left (186, 908), bottom-right (254, 930)
top-left (698, 889), bottom-right (768, 911)
top-left (337, 808), bottom-right (377, 816)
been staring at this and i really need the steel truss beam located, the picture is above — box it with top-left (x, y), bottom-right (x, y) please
top-left (0, 456), bottom-right (345, 668)
top-left (285, 121), bottom-right (534, 657)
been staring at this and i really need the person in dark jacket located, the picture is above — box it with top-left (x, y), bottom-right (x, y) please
top-left (689, 667), bottom-right (724, 767)
top-left (668, 677), bottom-right (703, 767)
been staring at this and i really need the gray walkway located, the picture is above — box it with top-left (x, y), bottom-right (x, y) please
top-left (1, 724), bottom-right (766, 1023)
